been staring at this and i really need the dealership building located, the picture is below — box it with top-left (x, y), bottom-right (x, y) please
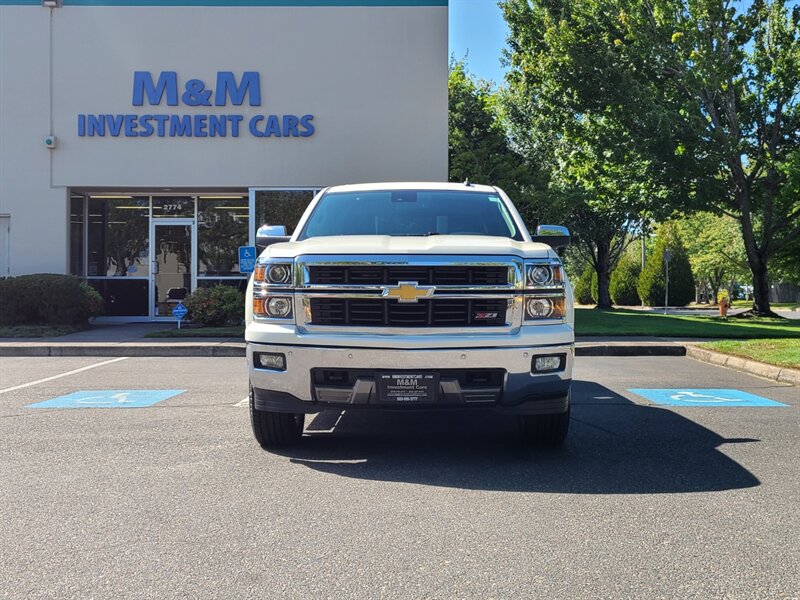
top-left (0, 0), bottom-right (447, 318)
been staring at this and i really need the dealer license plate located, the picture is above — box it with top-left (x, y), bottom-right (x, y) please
top-left (377, 373), bottom-right (439, 403)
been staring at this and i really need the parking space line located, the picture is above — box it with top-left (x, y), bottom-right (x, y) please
top-left (0, 357), bottom-right (128, 395)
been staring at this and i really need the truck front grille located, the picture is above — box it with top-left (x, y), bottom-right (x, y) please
top-left (308, 265), bottom-right (509, 286)
top-left (309, 298), bottom-right (508, 327)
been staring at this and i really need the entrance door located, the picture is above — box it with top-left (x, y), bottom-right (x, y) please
top-left (150, 219), bottom-right (196, 318)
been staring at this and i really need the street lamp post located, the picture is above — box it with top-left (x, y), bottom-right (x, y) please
top-left (664, 248), bottom-right (672, 315)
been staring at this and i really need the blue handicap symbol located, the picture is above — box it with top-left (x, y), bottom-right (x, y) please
top-left (238, 245), bottom-right (257, 274)
top-left (27, 390), bottom-right (185, 409)
top-left (629, 388), bottom-right (788, 407)
top-left (172, 302), bottom-right (188, 320)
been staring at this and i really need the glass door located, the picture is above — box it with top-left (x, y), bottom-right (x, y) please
top-left (150, 219), bottom-right (196, 318)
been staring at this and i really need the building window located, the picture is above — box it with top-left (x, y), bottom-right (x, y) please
top-left (198, 195), bottom-right (249, 277)
top-left (254, 189), bottom-right (317, 237)
top-left (69, 194), bottom-right (85, 276)
top-left (87, 196), bottom-right (150, 277)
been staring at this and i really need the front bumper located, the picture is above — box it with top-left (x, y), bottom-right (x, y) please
top-left (247, 342), bottom-right (573, 415)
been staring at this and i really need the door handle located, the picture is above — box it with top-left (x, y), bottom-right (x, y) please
top-left (152, 261), bottom-right (159, 274)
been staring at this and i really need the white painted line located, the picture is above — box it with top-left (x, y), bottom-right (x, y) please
top-left (0, 357), bottom-right (129, 395)
top-left (234, 396), bottom-right (249, 407)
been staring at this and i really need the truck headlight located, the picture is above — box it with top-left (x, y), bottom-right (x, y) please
top-left (267, 264), bottom-right (292, 284)
top-left (524, 261), bottom-right (563, 288)
top-left (253, 261), bottom-right (293, 285)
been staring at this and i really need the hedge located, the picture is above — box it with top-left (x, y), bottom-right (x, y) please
top-left (0, 274), bottom-right (104, 326)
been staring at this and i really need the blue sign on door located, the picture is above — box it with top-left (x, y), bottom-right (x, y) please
top-left (629, 389), bottom-right (788, 407)
top-left (27, 390), bottom-right (185, 409)
top-left (172, 302), bottom-right (188, 320)
top-left (239, 246), bottom-right (257, 274)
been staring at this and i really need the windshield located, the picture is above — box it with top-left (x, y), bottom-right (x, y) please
top-left (297, 190), bottom-right (522, 240)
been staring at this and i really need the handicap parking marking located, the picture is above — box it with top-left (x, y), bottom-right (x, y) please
top-left (27, 390), bottom-right (185, 409)
top-left (628, 388), bottom-right (788, 407)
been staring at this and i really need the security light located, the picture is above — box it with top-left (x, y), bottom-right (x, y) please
top-left (42, 0), bottom-right (62, 7)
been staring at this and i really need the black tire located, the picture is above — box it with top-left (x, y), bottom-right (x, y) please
top-left (520, 401), bottom-right (570, 447)
top-left (249, 385), bottom-right (304, 449)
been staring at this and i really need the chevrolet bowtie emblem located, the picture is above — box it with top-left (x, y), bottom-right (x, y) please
top-left (382, 281), bottom-right (435, 303)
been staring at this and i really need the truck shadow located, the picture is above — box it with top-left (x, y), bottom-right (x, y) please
top-left (275, 380), bottom-right (760, 494)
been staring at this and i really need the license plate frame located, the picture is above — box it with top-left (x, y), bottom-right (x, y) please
top-left (376, 372), bottom-right (439, 403)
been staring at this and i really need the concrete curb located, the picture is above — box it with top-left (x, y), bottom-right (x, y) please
top-left (0, 344), bottom-right (246, 357)
top-left (685, 345), bottom-right (800, 386)
top-left (575, 345), bottom-right (685, 357)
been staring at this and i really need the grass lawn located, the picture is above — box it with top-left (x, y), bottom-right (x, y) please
top-left (700, 339), bottom-right (800, 369)
top-left (0, 325), bottom-right (82, 338)
top-left (731, 300), bottom-right (799, 310)
top-left (575, 308), bottom-right (800, 339)
top-left (145, 326), bottom-right (244, 338)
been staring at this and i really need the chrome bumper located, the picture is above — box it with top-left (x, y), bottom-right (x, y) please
top-left (247, 342), bottom-right (573, 412)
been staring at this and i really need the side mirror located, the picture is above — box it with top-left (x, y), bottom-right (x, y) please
top-left (532, 224), bottom-right (570, 249)
top-left (256, 224), bottom-right (291, 249)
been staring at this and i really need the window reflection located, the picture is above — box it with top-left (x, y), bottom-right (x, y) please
top-left (87, 196), bottom-right (149, 277)
top-left (255, 190), bottom-right (315, 236)
top-left (198, 196), bottom-right (248, 276)
top-left (69, 195), bottom-right (85, 276)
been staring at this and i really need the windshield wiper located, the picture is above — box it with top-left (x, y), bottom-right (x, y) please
top-left (388, 232), bottom-right (442, 237)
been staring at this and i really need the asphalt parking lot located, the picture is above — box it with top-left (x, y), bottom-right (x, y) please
top-left (1, 355), bottom-right (798, 599)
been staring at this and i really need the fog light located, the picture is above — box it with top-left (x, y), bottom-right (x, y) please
top-left (533, 354), bottom-right (565, 373)
top-left (266, 297), bottom-right (292, 318)
top-left (257, 352), bottom-right (286, 371)
top-left (526, 297), bottom-right (553, 318)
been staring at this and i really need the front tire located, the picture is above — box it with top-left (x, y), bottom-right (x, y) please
top-left (249, 385), bottom-right (304, 449)
top-left (520, 398), bottom-right (570, 447)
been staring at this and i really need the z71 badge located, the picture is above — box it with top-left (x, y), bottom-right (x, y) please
top-left (473, 312), bottom-right (499, 320)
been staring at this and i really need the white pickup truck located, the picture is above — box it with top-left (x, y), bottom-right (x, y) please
top-left (245, 182), bottom-right (574, 449)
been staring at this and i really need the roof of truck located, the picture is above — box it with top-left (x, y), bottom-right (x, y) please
top-left (325, 182), bottom-right (499, 194)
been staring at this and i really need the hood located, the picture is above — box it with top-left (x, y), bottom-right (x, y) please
top-left (266, 235), bottom-right (555, 259)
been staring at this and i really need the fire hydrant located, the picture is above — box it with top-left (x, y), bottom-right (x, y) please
top-left (719, 296), bottom-right (730, 317)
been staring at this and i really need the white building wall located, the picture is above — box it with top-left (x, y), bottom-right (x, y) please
top-left (0, 2), bottom-right (448, 275)
top-left (0, 7), bottom-right (69, 275)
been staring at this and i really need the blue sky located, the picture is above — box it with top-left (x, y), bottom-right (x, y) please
top-left (448, 0), bottom-right (509, 86)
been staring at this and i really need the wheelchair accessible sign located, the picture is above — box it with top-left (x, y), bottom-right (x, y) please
top-left (27, 390), bottom-right (185, 409)
top-left (239, 246), bottom-right (257, 274)
top-left (629, 389), bottom-right (788, 407)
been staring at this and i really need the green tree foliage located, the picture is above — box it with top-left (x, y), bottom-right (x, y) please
top-left (448, 60), bottom-right (546, 228)
top-left (501, 0), bottom-right (800, 315)
top-left (675, 212), bottom-right (749, 303)
top-left (185, 285), bottom-right (244, 327)
top-left (638, 223), bottom-right (696, 307)
top-left (573, 265), bottom-right (596, 305)
top-left (610, 246), bottom-right (643, 306)
top-left (501, 4), bottom-right (677, 309)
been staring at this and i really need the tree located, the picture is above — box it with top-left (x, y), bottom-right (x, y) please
top-left (675, 211), bottom-right (748, 303)
top-left (501, 0), bottom-right (800, 315)
top-left (610, 245), bottom-right (643, 305)
top-left (448, 60), bottom-right (544, 225)
top-left (501, 3), bottom-right (676, 308)
top-left (638, 222), bottom-right (696, 306)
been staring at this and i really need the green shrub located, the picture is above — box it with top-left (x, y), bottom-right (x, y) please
top-left (610, 253), bottom-right (642, 306)
top-left (637, 223), bottom-right (695, 307)
top-left (0, 274), bottom-right (104, 326)
top-left (185, 285), bottom-right (244, 327)
top-left (573, 266), bottom-right (595, 305)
